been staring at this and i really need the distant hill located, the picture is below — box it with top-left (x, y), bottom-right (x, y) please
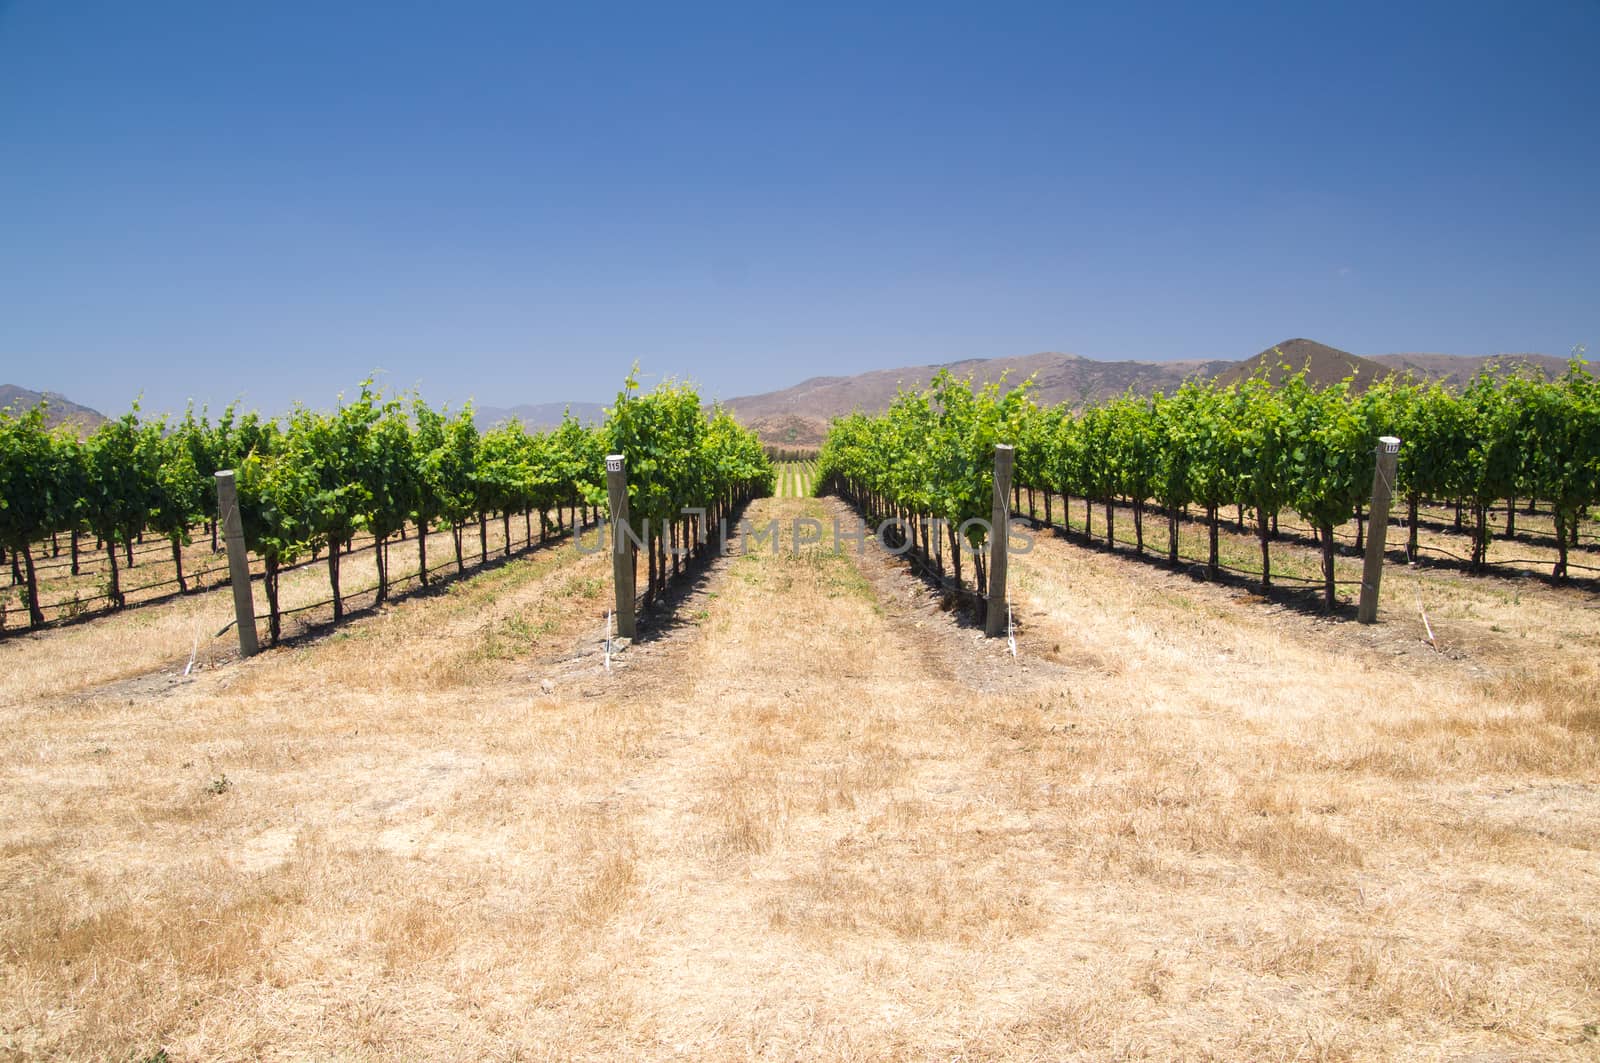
top-left (725, 351), bottom-right (1233, 447)
top-left (473, 401), bottom-right (606, 432)
top-left (1369, 351), bottom-right (1572, 387)
top-left (1211, 338), bottom-right (1394, 390)
top-left (0, 385), bottom-right (107, 434)
top-left (742, 413), bottom-right (830, 449)
top-left (723, 339), bottom-right (1574, 445)
top-left (728, 350), bottom-right (1233, 419)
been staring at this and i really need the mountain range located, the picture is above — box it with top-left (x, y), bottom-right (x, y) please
top-left (4, 339), bottom-right (1575, 446)
top-left (723, 339), bottom-right (1573, 446)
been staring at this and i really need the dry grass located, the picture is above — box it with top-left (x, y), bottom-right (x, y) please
top-left (1, 494), bottom-right (1598, 1059)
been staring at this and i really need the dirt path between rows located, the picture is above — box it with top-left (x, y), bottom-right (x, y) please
top-left (564, 494), bottom-right (1047, 1054)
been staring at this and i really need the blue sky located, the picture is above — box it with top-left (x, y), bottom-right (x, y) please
top-left (1, 1), bottom-right (1595, 417)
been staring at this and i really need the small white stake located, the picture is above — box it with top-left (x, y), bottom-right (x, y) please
top-left (1417, 590), bottom-right (1437, 650)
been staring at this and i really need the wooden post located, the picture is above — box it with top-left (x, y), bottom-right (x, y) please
top-left (606, 455), bottom-right (636, 639)
top-left (985, 444), bottom-right (1015, 638)
top-left (215, 470), bottom-right (259, 657)
top-left (1358, 436), bottom-right (1401, 624)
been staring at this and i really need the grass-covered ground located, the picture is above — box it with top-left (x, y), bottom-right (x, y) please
top-left (1, 493), bottom-right (1596, 1059)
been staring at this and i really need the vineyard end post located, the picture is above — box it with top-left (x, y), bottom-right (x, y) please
top-left (215, 470), bottom-right (259, 657)
top-left (985, 444), bottom-right (1015, 638)
top-left (606, 455), bottom-right (636, 639)
top-left (1357, 436), bottom-right (1401, 624)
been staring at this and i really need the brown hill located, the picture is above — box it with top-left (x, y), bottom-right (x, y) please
top-left (1369, 352), bottom-right (1572, 387)
top-left (725, 351), bottom-right (1230, 431)
top-left (1210, 338), bottom-right (1393, 391)
top-left (0, 385), bottom-right (108, 434)
top-left (742, 412), bottom-right (828, 448)
top-left (726, 339), bottom-right (1576, 446)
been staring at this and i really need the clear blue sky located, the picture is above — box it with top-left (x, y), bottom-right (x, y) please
top-left (1, 0), bottom-right (1595, 417)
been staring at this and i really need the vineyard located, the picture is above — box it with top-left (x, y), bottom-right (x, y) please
top-left (8, 0), bottom-right (1599, 1049)
top-left (819, 356), bottom-right (1600, 615)
top-left (774, 460), bottom-right (819, 499)
top-left (2, 363), bottom-right (1599, 1059)
top-left (16, 356), bottom-right (1590, 645)
top-left (0, 372), bottom-right (772, 642)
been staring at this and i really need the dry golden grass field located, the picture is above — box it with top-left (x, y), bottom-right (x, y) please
top-left (2, 493), bottom-right (1598, 1060)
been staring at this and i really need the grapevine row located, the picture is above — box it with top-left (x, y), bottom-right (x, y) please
top-left (819, 371), bottom-right (1029, 601)
top-left (819, 358), bottom-right (1600, 608)
top-left (0, 372), bottom-right (773, 641)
